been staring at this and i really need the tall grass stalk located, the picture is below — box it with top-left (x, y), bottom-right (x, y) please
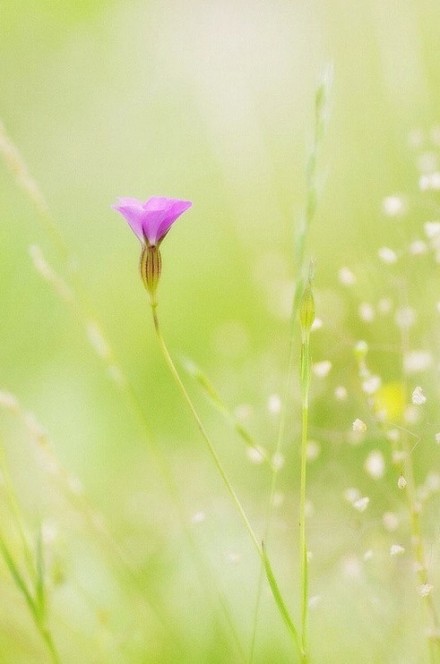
top-left (0, 120), bottom-right (67, 259)
top-left (400, 430), bottom-right (440, 664)
top-left (151, 306), bottom-right (260, 551)
top-left (355, 321), bottom-right (440, 662)
top-left (272, 63), bottom-right (332, 516)
top-left (0, 444), bottom-right (35, 577)
top-left (250, 66), bottom-right (332, 662)
top-left (0, 533), bottom-right (61, 664)
top-left (0, 461), bottom-right (61, 664)
top-left (298, 279), bottom-right (315, 662)
top-left (397, 302), bottom-right (440, 662)
top-left (150, 302), bottom-right (301, 655)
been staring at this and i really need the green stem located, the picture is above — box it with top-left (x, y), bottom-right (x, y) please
top-left (150, 303), bottom-right (301, 654)
top-left (250, 67), bottom-right (332, 660)
top-left (41, 627), bottom-right (61, 664)
top-left (397, 303), bottom-right (440, 662)
top-left (0, 534), bottom-right (61, 664)
top-left (151, 305), bottom-right (260, 554)
top-left (299, 405), bottom-right (308, 654)
top-left (299, 336), bottom-right (311, 661)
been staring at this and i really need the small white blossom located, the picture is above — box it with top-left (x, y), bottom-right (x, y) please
top-left (234, 404), bottom-right (253, 420)
top-left (342, 555), bottom-right (362, 578)
top-left (418, 584), bottom-right (434, 598)
top-left (404, 405), bottom-right (421, 424)
top-left (387, 428), bottom-right (400, 443)
top-left (410, 240), bottom-right (428, 255)
top-left (42, 521), bottom-right (58, 545)
top-left (435, 433), bottom-right (440, 445)
top-left (424, 221), bottom-right (440, 239)
top-left (359, 302), bottom-right (375, 323)
top-left (392, 450), bottom-right (407, 464)
top-left (353, 496), bottom-right (370, 512)
top-left (398, 476), bottom-right (407, 490)
top-left (426, 473), bottom-right (440, 492)
top-left (419, 174), bottom-right (431, 191)
top-left (364, 450), bottom-right (385, 480)
top-left (306, 440), bottom-right (321, 461)
top-left (191, 511), bottom-right (206, 524)
top-left (354, 340), bottom-right (369, 357)
top-left (378, 247), bottom-right (398, 264)
top-left (395, 306), bottom-right (416, 329)
top-left (418, 485), bottom-right (430, 502)
top-left (418, 151), bottom-right (438, 173)
top-left (225, 551), bottom-right (241, 564)
top-left (67, 476), bottom-right (83, 495)
top-left (246, 446), bottom-right (266, 464)
top-left (404, 351), bottom-right (433, 373)
top-left (271, 491), bottom-right (285, 508)
top-left (313, 360), bottom-right (332, 378)
top-left (378, 298), bottom-right (393, 314)
top-left (271, 452), bottom-right (285, 471)
top-left (311, 317), bottom-right (323, 331)
top-left (267, 394), bottom-right (281, 414)
top-left (408, 128), bottom-right (424, 148)
top-left (335, 385), bottom-right (347, 401)
top-left (362, 375), bottom-right (381, 395)
top-left (352, 418), bottom-right (367, 433)
top-left (390, 544), bottom-right (405, 556)
top-left (412, 386), bottom-right (427, 405)
top-left (382, 196), bottom-right (406, 217)
top-left (308, 595), bottom-right (321, 609)
top-left (383, 512), bottom-right (400, 531)
top-left (338, 267), bottom-right (356, 285)
top-left (420, 173), bottom-right (440, 191)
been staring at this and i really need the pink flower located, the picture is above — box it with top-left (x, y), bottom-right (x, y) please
top-left (112, 195), bottom-right (192, 305)
top-left (112, 196), bottom-right (192, 246)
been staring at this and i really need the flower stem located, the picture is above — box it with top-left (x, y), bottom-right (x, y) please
top-left (41, 628), bottom-right (61, 664)
top-left (151, 304), bottom-right (260, 553)
top-left (150, 303), bottom-right (301, 654)
top-left (400, 438), bottom-right (440, 663)
top-left (299, 325), bottom-right (312, 661)
top-left (397, 297), bottom-right (440, 661)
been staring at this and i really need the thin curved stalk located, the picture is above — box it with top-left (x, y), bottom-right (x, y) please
top-left (150, 303), bottom-right (301, 655)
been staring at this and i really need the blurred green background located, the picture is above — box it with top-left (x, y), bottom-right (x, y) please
top-left (1, 1), bottom-right (440, 662)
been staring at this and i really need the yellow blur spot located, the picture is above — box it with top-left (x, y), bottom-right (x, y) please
top-left (373, 383), bottom-right (406, 422)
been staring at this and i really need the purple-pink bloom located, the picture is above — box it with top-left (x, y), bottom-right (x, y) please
top-left (112, 196), bottom-right (192, 246)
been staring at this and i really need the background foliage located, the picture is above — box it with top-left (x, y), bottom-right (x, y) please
top-left (2, 1), bottom-right (440, 662)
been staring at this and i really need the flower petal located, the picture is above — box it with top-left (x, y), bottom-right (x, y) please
top-left (112, 198), bottom-right (146, 241)
top-left (113, 196), bottom-right (192, 245)
top-left (147, 198), bottom-right (192, 244)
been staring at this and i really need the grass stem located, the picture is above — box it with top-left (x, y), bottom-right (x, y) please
top-left (150, 302), bottom-right (301, 655)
